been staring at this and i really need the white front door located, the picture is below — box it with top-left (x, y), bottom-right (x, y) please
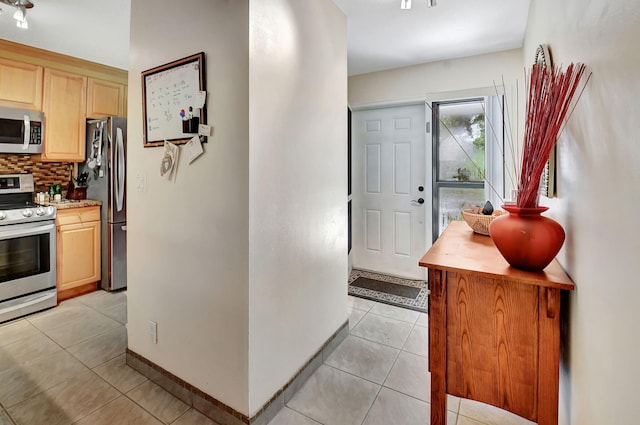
top-left (352, 104), bottom-right (427, 279)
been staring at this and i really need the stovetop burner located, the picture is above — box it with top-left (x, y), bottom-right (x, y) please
top-left (0, 174), bottom-right (56, 225)
top-left (0, 201), bottom-right (38, 210)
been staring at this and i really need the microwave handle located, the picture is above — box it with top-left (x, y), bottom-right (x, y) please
top-left (23, 115), bottom-right (30, 150)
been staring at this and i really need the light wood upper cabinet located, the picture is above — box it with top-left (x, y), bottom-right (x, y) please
top-left (0, 57), bottom-right (43, 110)
top-left (56, 206), bottom-right (101, 300)
top-left (87, 78), bottom-right (125, 118)
top-left (41, 68), bottom-right (87, 162)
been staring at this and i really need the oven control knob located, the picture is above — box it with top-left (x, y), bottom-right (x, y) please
top-left (22, 209), bottom-right (34, 218)
top-left (35, 207), bottom-right (45, 216)
top-left (0, 212), bottom-right (5, 220)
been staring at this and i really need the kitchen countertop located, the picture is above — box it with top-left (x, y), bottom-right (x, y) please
top-left (40, 199), bottom-right (102, 209)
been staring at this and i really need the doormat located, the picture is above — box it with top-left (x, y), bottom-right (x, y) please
top-left (349, 269), bottom-right (428, 313)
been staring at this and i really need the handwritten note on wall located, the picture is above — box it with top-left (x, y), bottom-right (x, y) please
top-left (142, 53), bottom-right (206, 147)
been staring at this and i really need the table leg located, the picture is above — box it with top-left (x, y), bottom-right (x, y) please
top-left (429, 269), bottom-right (447, 425)
top-left (538, 287), bottom-right (560, 425)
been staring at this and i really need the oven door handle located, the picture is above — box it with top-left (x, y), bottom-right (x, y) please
top-left (0, 223), bottom-right (55, 240)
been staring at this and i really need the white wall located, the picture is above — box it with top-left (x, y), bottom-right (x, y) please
top-left (128, 0), bottom-right (250, 414)
top-left (348, 49), bottom-right (524, 109)
top-left (247, 0), bottom-right (348, 415)
top-left (524, 1), bottom-right (640, 423)
top-left (128, 0), bottom-right (347, 417)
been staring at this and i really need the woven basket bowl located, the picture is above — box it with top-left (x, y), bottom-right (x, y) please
top-left (461, 210), bottom-right (499, 236)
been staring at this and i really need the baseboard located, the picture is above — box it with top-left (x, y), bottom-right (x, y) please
top-left (126, 319), bottom-right (349, 425)
top-left (57, 282), bottom-right (97, 302)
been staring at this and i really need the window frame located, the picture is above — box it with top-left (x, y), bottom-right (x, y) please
top-left (431, 97), bottom-right (486, 242)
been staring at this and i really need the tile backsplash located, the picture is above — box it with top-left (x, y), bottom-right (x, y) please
top-left (0, 154), bottom-right (73, 193)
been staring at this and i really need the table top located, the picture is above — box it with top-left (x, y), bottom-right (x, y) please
top-left (419, 221), bottom-right (575, 290)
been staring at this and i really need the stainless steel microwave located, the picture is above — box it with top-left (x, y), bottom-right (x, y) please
top-left (0, 108), bottom-right (43, 154)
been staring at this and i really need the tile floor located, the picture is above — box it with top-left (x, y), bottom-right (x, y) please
top-left (0, 290), bottom-right (535, 425)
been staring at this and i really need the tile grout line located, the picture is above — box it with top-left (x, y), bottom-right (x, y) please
top-left (4, 313), bottom-right (129, 424)
top-left (347, 306), bottom-right (462, 423)
top-left (123, 390), bottom-right (172, 425)
top-left (26, 305), bottom-right (125, 350)
top-left (350, 312), bottom-right (417, 351)
top-left (355, 327), bottom-right (404, 425)
top-left (0, 401), bottom-right (16, 425)
top-left (124, 379), bottom-right (192, 425)
top-left (328, 303), bottom-right (408, 425)
top-left (366, 307), bottom-right (421, 325)
top-left (281, 405), bottom-right (325, 425)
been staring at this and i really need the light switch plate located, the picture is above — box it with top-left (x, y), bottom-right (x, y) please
top-left (149, 321), bottom-right (157, 344)
top-left (136, 173), bottom-right (147, 193)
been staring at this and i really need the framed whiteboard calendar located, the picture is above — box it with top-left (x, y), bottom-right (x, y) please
top-left (141, 52), bottom-right (207, 147)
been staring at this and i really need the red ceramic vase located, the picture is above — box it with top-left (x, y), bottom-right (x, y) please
top-left (489, 205), bottom-right (565, 271)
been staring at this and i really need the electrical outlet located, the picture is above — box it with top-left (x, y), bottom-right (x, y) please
top-left (149, 321), bottom-right (157, 344)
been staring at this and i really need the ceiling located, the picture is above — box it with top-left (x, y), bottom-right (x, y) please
top-left (0, 0), bottom-right (530, 76)
top-left (332, 0), bottom-right (531, 76)
top-left (0, 0), bottom-right (130, 70)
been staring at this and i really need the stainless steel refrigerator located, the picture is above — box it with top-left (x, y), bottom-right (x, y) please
top-left (81, 117), bottom-right (127, 291)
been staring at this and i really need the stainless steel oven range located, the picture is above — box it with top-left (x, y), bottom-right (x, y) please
top-left (0, 174), bottom-right (57, 323)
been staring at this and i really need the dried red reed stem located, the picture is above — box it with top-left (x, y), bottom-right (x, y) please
top-left (517, 62), bottom-right (587, 207)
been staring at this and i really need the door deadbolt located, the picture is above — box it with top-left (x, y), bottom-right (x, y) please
top-left (418, 186), bottom-right (424, 192)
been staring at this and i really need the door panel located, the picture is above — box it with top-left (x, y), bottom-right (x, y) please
top-left (394, 142), bottom-right (411, 194)
top-left (394, 212), bottom-right (411, 256)
top-left (353, 104), bottom-right (426, 279)
top-left (365, 209), bottom-right (381, 251)
top-left (365, 144), bottom-right (381, 193)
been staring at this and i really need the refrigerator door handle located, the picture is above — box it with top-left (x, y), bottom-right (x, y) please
top-left (115, 127), bottom-right (125, 212)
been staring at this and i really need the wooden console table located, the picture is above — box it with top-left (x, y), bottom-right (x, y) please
top-left (419, 221), bottom-right (574, 425)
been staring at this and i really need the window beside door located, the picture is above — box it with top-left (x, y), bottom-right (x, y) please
top-left (432, 97), bottom-right (503, 241)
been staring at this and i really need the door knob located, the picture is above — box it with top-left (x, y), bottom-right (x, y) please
top-left (411, 198), bottom-right (425, 205)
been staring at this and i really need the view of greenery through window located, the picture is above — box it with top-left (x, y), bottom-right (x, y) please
top-left (435, 100), bottom-right (487, 238)
top-left (439, 109), bottom-right (485, 181)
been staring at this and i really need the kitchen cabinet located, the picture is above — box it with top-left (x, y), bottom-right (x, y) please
top-left (40, 68), bottom-right (87, 162)
top-left (0, 57), bottom-right (43, 110)
top-left (56, 206), bottom-right (101, 301)
top-left (87, 78), bottom-right (126, 119)
top-left (0, 40), bottom-right (128, 162)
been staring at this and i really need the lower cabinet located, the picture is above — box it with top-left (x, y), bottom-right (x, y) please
top-left (56, 206), bottom-right (101, 301)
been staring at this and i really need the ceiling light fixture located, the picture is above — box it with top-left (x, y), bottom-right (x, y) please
top-left (400, 0), bottom-right (437, 9)
top-left (13, 6), bottom-right (27, 28)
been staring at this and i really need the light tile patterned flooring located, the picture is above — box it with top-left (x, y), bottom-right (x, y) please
top-left (0, 291), bottom-right (535, 425)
